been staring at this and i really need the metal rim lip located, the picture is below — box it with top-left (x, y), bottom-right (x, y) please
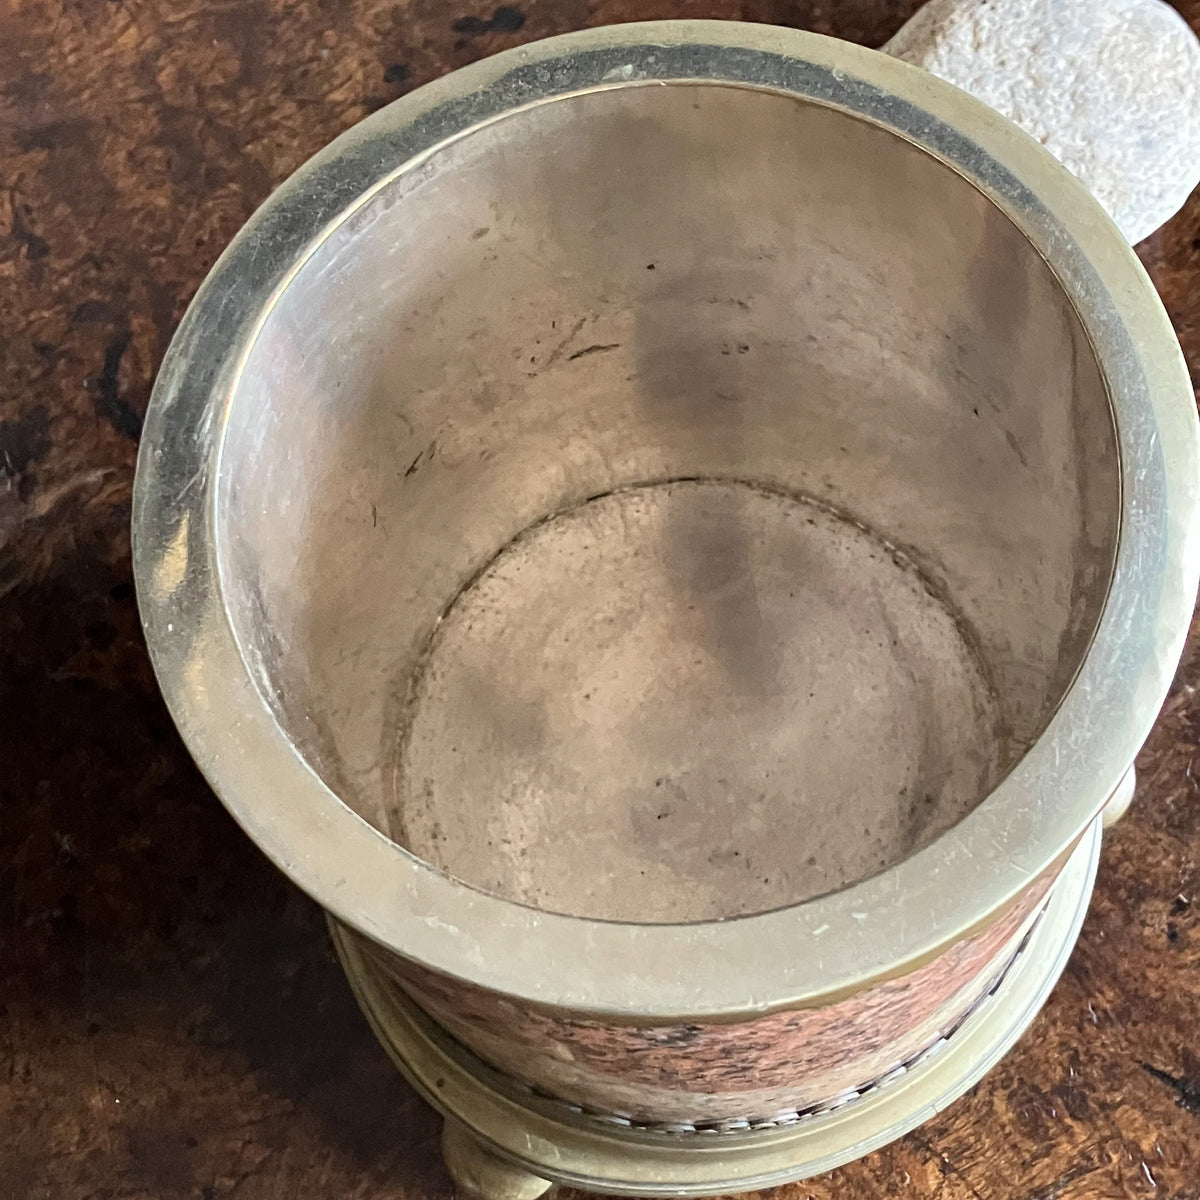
top-left (330, 821), bottom-right (1101, 1194)
top-left (132, 21), bottom-right (1200, 1017)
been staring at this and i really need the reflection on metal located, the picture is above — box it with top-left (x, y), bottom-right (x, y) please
top-left (1102, 766), bottom-right (1137, 828)
top-left (152, 511), bottom-right (189, 600)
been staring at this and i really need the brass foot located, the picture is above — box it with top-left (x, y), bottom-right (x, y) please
top-left (1102, 766), bottom-right (1136, 828)
top-left (442, 1118), bottom-right (555, 1200)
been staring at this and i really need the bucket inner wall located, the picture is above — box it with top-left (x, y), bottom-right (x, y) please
top-left (216, 82), bottom-right (1119, 924)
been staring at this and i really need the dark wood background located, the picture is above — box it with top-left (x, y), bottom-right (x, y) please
top-left (3, 2), bottom-right (1200, 1197)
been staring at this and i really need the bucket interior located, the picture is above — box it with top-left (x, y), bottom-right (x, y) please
top-left (217, 82), bottom-right (1119, 923)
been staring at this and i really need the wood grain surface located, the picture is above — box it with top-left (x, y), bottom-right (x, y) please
top-left (2, 1), bottom-right (1200, 1197)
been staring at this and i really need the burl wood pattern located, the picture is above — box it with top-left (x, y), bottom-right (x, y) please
top-left (368, 876), bottom-right (1049, 1123)
top-left (3, 1), bottom-right (1200, 1197)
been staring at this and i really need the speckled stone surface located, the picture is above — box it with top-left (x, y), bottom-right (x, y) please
top-left (885, 0), bottom-right (1200, 244)
top-left (2, 2), bottom-right (1200, 1198)
top-left (369, 880), bottom-right (1049, 1123)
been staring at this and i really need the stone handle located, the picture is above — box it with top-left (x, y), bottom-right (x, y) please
top-left (884, 0), bottom-right (1200, 244)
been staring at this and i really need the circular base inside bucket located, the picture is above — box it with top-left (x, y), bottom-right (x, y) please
top-left (391, 479), bottom-right (1007, 921)
top-left (330, 820), bottom-right (1099, 1198)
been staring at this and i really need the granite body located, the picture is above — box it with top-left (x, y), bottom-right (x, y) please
top-left (3, 2), bottom-right (1200, 1198)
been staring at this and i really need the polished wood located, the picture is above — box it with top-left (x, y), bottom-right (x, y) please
top-left (2, 1), bottom-right (1199, 1196)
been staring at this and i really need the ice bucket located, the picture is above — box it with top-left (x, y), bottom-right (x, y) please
top-left (133, 21), bottom-right (1200, 1197)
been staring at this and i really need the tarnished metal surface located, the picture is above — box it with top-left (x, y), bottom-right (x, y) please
top-left (395, 479), bottom-right (1008, 922)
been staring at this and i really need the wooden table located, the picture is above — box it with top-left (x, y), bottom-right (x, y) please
top-left (3, 2), bottom-right (1199, 1196)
